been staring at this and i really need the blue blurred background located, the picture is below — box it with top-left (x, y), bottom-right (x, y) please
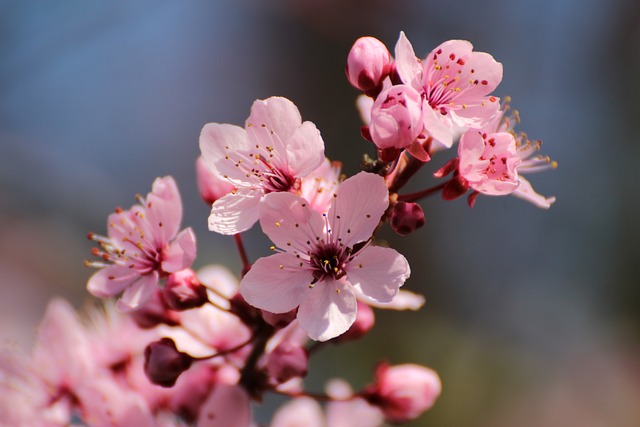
top-left (1, 0), bottom-right (640, 425)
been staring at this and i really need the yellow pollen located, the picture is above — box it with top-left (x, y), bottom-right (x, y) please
top-left (279, 265), bottom-right (284, 269)
top-left (270, 246), bottom-right (275, 251)
top-left (275, 222), bottom-right (281, 227)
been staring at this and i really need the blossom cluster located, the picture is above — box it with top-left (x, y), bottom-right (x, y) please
top-left (1, 31), bottom-right (555, 426)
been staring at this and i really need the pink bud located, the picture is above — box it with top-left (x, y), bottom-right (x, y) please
top-left (196, 156), bottom-right (235, 205)
top-left (266, 342), bottom-right (309, 384)
top-left (334, 301), bottom-right (375, 342)
top-left (144, 337), bottom-right (194, 387)
top-left (346, 36), bottom-right (391, 92)
top-left (369, 85), bottom-right (423, 150)
top-left (363, 363), bottom-right (441, 423)
top-left (261, 309), bottom-right (297, 329)
top-left (390, 201), bottom-right (425, 236)
top-left (163, 268), bottom-right (208, 311)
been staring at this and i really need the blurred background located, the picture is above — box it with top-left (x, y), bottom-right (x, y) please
top-left (1, 0), bottom-right (640, 425)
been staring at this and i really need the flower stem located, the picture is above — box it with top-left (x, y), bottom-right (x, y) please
top-left (234, 233), bottom-right (251, 277)
top-left (397, 182), bottom-right (447, 202)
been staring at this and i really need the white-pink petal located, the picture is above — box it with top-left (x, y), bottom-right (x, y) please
top-left (146, 176), bottom-right (183, 245)
top-left (367, 289), bottom-right (425, 311)
top-left (246, 97), bottom-right (302, 144)
top-left (197, 385), bottom-right (251, 427)
top-left (240, 253), bottom-right (312, 314)
top-left (116, 271), bottom-right (159, 312)
top-left (199, 123), bottom-right (252, 185)
top-left (347, 246), bottom-right (409, 304)
top-left (259, 192), bottom-right (325, 252)
top-left (271, 397), bottom-right (325, 427)
top-left (394, 31), bottom-right (422, 89)
top-left (208, 187), bottom-right (262, 235)
top-left (285, 121), bottom-right (325, 177)
top-left (328, 172), bottom-right (389, 247)
top-left (512, 175), bottom-right (556, 209)
top-left (87, 265), bottom-right (140, 298)
top-left (161, 227), bottom-right (197, 273)
top-left (297, 279), bottom-right (357, 341)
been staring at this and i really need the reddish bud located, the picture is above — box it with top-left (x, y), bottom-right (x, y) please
top-left (266, 342), bottom-right (309, 384)
top-left (130, 288), bottom-right (180, 328)
top-left (144, 338), bottom-right (193, 387)
top-left (363, 363), bottom-right (441, 423)
top-left (334, 301), bottom-right (375, 342)
top-left (442, 175), bottom-right (470, 200)
top-left (346, 37), bottom-right (391, 92)
top-left (390, 201), bottom-right (426, 236)
top-left (196, 156), bottom-right (235, 205)
top-left (163, 269), bottom-right (208, 311)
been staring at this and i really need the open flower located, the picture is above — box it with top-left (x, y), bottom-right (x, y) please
top-left (200, 96), bottom-right (325, 234)
top-left (240, 172), bottom-right (410, 341)
top-left (394, 32), bottom-right (503, 149)
top-left (86, 176), bottom-right (196, 311)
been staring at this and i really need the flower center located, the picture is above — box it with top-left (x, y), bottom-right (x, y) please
top-left (310, 242), bottom-right (350, 284)
top-left (262, 166), bottom-right (300, 194)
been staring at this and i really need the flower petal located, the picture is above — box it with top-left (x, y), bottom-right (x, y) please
top-left (512, 175), bottom-right (556, 209)
top-left (328, 172), bottom-right (389, 247)
top-left (87, 265), bottom-right (140, 298)
top-left (208, 188), bottom-right (262, 235)
top-left (240, 253), bottom-right (312, 313)
top-left (259, 192), bottom-right (325, 253)
top-left (116, 272), bottom-right (159, 312)
top-left (285, 120), bottom-right (325, 177)
top-left (161, 228), bottom-right (197, 273)
top-left (422, 102), bottom-right (455, 149)
top-left (297, 279), bottom-right (356, 341)
top-left (394, 31), bottom-right (422, 89)
top-left (271, 397), bottom-right (325, 427)
top-left (347, 246), bottom-right (409, 303)
top-left (364, 289), bottom-right (425, 311)
top-left (199, 123), bottom-right (252, 186)
top-left (145, 176), bottom-right (183, 245)
top-left (197, 385), bottom-right (251, 427)
top-left (246, 97), bottom-right (302, 143)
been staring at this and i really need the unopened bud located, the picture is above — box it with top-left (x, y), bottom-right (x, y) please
top-left (346, 37), bottom-right (391, 93)
top-left (266, 342), bottom-right (309, 384)
top-left (390, 201), bottom-right (425, 236)
top-left (363, 363), bottom-right (441, 423)
top-left (196, 156), bottom-right (235, 205)
top-left (163, 269), bottom-right (208, 311)
top-left (334, 301), bottom-right (375, 342)
top-left (369, 85), bottom-right (423, 150)
top-left (144, 337), bottom-right (194, 387)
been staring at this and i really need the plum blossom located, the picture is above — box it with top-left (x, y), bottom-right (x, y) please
top-left (394, 31), bottom-right (503, 149)
top-left (200, 96), bottom-right (325, 234)
top-left (240, 172), bottom-right (410, 341)
top-left (86, 176), bottom-right (197, 311)
top-left (369, 84), bottom-right (424, 151)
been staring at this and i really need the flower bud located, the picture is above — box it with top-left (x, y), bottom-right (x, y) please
top-left (346, 36), bottom-right (391, 92)
top-left (261, 309), bottom-right (297, 329)
top-left (334, 301), bottom-right (375, 343)
top-left (144, 337), bottom-right (194, 387)
top-left (196, 156), bottom-right (235, 205)
top-left (162, 268), bottom-right (208, 311)
top-left (363, 363), bottom-right (441, 423)
top-left (369, 85), bottom-right (423, 150)
top-left (266, 342), bottom-right (309, 384)
top-left (390, 201), bottom-right (425, 236)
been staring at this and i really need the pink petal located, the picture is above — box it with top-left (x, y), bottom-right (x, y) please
top-left (87, 265), bottom-right (140, 298)
top-left (199, 123), bottom-right (252, 186)
top-left (452, 98), bottom-right (501, 128)
top-left (208, 188), bottom-right (262, 235)
top-left (271, 397), bottom-right (325, 427)
top-left (328, 172), bottom-right (389, 247)
top-left (347, 246), bottom-right (410, 303)
top-left (240, 253), bottom-right (311, 313)
top-left (258, 192), bottom-right (325, 252)
top-left (365, 289), bottom-right (425, 311)
top-left (145, 176), bottom-right (183, 245)
top-left (285, 120), bottom-right (325, 177)
top-left (394, 31), bottom-right (422, 89)
top-left (297, 279), bottom-right (356, 341)
top-left (116, 272), bottom-right (159, 312)
top-left (162, 228), bottom-right (197, 273)
top-left (422, 102), bottom-right (455, 149)
top-left (197, 385), bottom-right (251, 427)
top-left (246, 97), bottom-right (302, 144)
top-left (453, 50), bottom-right (503, 101)
top-left (356, 94), bottom-right (373, 124)
top-left (512, 176), bottom-right (556, 209)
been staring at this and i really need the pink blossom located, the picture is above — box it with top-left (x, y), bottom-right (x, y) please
top-left (196, 156), bottom-right (235, 205)
top-left (363, 363), bottom-right (442, 423)
top-left (240, 172), bottom-right (410, 341)
top-left (458, 130), bottom-right (521, 196)
top-left (200, 96), bottom-right (325, 234)
top-left (86, 176), bottom-right (197, 311)
top-left (394, 32), bottom-right (503, 149)
top-left (369, 84), bottom-right (424, 150)
top-left (299, 158), bottom-right (342, 214)
top-left (346, 36), bottom-right (391, 93)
